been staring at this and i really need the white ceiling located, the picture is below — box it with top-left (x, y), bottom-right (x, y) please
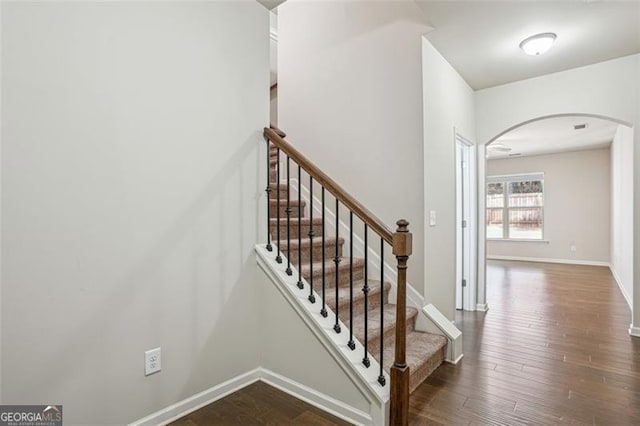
top-left (268, 1), bottom-right (628, 160)
top-left (487, 116), bottom-right (620, 160)
top-left (416, 0), bottom-right (640, 90)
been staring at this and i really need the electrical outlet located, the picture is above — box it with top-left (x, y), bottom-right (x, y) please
top-left (570, 244), bottom-right (577, 252)
top-left (145, 347), bottom-right (161, 376)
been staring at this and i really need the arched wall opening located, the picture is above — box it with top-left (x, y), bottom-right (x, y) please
top-left (477, 113), bottom-right (635, 334)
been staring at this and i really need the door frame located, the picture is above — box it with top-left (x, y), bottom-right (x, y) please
top-left (455, 130), bottom-right (477, 311)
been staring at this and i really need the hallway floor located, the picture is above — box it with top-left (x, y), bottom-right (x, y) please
top-left (169, 381), bottom-right (349, 425)
top-left (410, 260), bottom-right (640, 425)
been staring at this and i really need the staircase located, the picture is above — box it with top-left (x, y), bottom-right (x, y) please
top-left (263, 126), bottom-right (447, 423)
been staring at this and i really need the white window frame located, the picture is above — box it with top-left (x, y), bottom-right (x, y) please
top-left (486, 172), bottom-right (545, 241)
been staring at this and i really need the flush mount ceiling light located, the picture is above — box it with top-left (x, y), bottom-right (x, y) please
top-left (519, 33), bottom-right (557, 56)
top-left (487, 142), bottom-right (512, 152)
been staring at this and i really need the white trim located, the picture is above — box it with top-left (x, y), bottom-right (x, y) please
top-left (609, 264), bottom-right (632, 309)
top-left (478, 144), bottom-right (488, 310)
top-left (446, 353), bottom-right (464, 365)
top-left (455, 136), bottom-right (477, 311)
top-left (629, 326), bottom-right (640, 338)
top-left (261, 368), bottom-right (372, 426)
top-left (454, 129), bottom-right (478, 312)
top-left (255, 245), bottom-right (389, 404)
top-left (422, 304), bottom-right (462, 363)
top-left (487, 172), bottom-right (545, 183)
top-left (129, 369), bottom-right (261, 426)
top-left (487, 255), bottom-right (609, 267)
top-left (488, 239), bottom-right (549, 243)
top-left (475, 303), bottom-right (489, 312)
top-left (128, 367), bottom-right (374, 426)
top-left (422, 304), bottom-right (461, 341)
top-left (270, 29), bottom-right (278, 42)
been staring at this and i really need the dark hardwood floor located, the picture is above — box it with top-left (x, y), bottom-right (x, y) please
top-left (410, 260), bottom-right (640, 425)
top-left (169, 381), bottom-right (350, 425)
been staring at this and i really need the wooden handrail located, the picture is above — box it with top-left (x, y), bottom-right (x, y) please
top-left (264, 127), bottom-right (394, 244)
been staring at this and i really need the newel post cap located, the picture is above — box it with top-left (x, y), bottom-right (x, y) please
top-left (393, 219), bottom-right (412, 257)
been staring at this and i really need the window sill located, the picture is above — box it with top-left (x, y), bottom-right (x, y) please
top-left (488, 238), bottom-right (549, 243)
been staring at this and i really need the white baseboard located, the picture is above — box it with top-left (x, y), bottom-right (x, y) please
top-left (630, 326), bottom-right (640, 338)
top-left (475, 303), bottom-right (488, 312)
top-left (446, 353), bottom-right (464, 365)
top-left (609, 264), bottom-right (632, 310)
top-left (261, 368), bottom-right (372, 425)
top-left (129, 368), bottom-right (261, 426)
top-left (129, 367), bottom-right (372, 426)
top-left (487, 255), bottom-right (609, 267)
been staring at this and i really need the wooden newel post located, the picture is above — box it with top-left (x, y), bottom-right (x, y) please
top-left (390, 219), bottom-right (412, 426)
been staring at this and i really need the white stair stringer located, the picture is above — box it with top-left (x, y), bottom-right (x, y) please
top-left (256, 244), bottom-right (389, 426)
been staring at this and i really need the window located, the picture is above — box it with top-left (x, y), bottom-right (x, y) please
top-left (487, 173), bottom-right (544, 240)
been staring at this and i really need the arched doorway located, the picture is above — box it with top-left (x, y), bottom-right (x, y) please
top-left (477, 113), bottom-right (634, 334)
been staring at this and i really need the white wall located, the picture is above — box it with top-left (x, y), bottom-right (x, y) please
top-left (257, 264), bottom-right (378, 423)
top-left (476, 54), bottom-right (639, 331)
top-left (1, 2), bottom-right (269, 424)
top-left (422, 39), bottom-right (476, 320)
top-left (270, 11), bottom-right (278, 125)
top-left (611, 125), bottom-right (634, 308)
top-left (487, 148), bottom-right (611, 263)
top-left (278, 0), bottom-right (431, 293)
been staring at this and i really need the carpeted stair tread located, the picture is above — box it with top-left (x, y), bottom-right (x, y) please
top-left (270, 217), bottom-right (323, 227)
top-left (269, 198), bottom-right (306, 207)
top-left (348, 304), bottom-right (418, 351)
top-left (275, 236), bottom-right (344, 251)
top-left (270, 182), bottom-right (294, 198)
top-left (300, 257), bottom-right (365, 287)
top-left (382, 331), bottom-right (448, 393)
top-left (270, 217), bottom-right (324, 239)
top-left (273, 236), bottom-right (344, 265)
top-left (326, 280), bottom-right (391, 319)
top-left (269, 199), bottom-right (306, 218)
top-left (328, 279), bottom-right (390, 310)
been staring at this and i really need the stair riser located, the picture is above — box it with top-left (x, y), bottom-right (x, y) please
top-left (270, 222), bottom-right (323, 239)
top-left (409, 346), bottom-right (446, 394)
top-left (304, 263), bottom-right (364, 289)
top-left (269, 202), bottom-right (305, 219)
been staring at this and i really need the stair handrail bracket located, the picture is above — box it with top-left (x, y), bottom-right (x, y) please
top-left (263, 126), bottom-right (412, 425)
